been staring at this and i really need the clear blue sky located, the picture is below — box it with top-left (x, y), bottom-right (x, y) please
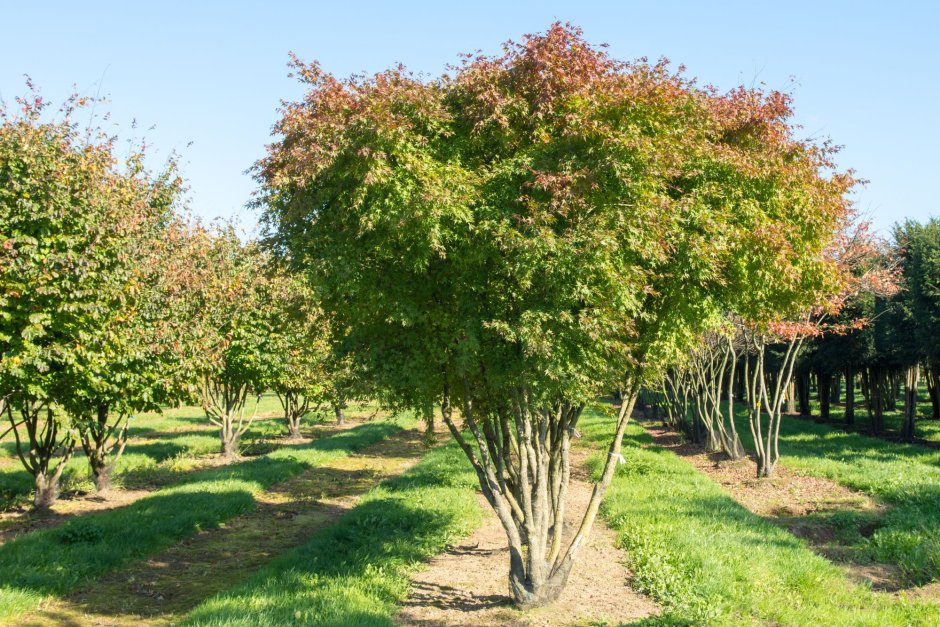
top-left (2, 1), bottom-right (937, 234)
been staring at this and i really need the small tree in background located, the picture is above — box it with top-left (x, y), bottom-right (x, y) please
top-left (267, 270), bottom-right (331, 439)
top-left (73, 210), bottom-right (204, 492)
top-left (187, 226), bottom-right (275, 460)
top-left (259, 24), bottom-right (854, 605)
top-left (1, 399), bottom-right (76, 509)
top-left (747, 224), bottom-right (899, 475)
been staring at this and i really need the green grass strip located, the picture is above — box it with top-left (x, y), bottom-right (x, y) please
top-left (179, 438), bottom-right (481, 626)
top-left (579, 409), bottom-right (940, 626)
top-left (727, 405), bottom-right (940, 584)
top-left (0, 418), bottom-right (405, 621)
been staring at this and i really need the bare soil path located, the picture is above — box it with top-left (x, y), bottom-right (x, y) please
top-left (396, 448), bottom-right (659, 626)
top-left (14, 425), bottom-right (427, 627)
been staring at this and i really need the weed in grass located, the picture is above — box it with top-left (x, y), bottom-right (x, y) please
top-left (56, 520), bottom-right (104, 545)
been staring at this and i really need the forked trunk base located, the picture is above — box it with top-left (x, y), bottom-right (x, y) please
top-left (509, 561), bottom-right (573, 609)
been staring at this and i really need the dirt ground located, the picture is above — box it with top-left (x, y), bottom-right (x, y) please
top-left (397, 449), bottom-right (660, 626)
top-left (643, 426), bottom-right (876, 518)
top-left (0, 487), bottom-right (155, 546)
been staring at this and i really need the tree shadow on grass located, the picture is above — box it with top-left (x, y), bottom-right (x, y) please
top-left (0, 457), bottom-right (322, 590)
top-left (178, 442), bottom-right (477, 626)
top-left (116, 424), bottom-right (403, 492)
top-left (2, 431), bottom-right (219, 508)
top-left (181, 497), bottom-right (465, 626)
top-left (0, 485), bottom-right (258, 600)
top-left (0, 467), bottom-right (38, 507)
top-left (2, 436), bottom-right (220, 508)
top-left (122, 439), bottom-right (200, 463)
top-left (44, 464), bottom-right (412, 624)
top-left (297, 421), bottom-right (402, 454)
top-left (629, 424), bottom-right (940, 592)
top-left (0, 440), bottom-right (20, 458)
top-left (0, 419), bottom-right (413, 621)
top-left (3, 420), bottom-right (403, 512)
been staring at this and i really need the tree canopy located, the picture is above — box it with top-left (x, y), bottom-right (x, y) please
top-left (0, 92), bottom-right (186, 502)
top-left (258, 23), bottom-right (857, 606)
top-left (259, 22), bottom-right (853, 419)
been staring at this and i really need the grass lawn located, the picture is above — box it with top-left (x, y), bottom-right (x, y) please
top-left (0, 415), bottom-right (405, 622)
top-left (179, 438), bottom-right (481, 626)
top-left (731, 405), bottom-right (940, 585)
top-left (579, 407), bottom-right (940, 625)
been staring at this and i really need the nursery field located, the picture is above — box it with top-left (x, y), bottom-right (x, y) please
top-left (3, 17), bottom-right (940, 627)
top-left (1, 399), bottom-right (939, 626)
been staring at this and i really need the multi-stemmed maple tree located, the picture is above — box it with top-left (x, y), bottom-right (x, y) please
top-left (257, 23), bottom-right (856, 606)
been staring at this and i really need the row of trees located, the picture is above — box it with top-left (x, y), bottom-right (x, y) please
top-left (804, 219), bottom-right (940, 436)
top-left (0, 93), bottom-right (348, 509)
top-left (4, 22), bottom-right (915, 609)
top-left (654, 218), bottom-right (939, 479)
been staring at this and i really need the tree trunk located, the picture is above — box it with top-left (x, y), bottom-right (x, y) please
top-left (277, 390), bottom-right (307, 439)
top-left (34, 472), bottom-right (60, 511)
top-left (691, 405), bottom-right (706, 446)
top-left (287, 420), bottom-right (302, 439)
top-left (287, 394), bottom-right (302, 439)
top-left (886, 373), bottom-right (899, 412)
top-left (745, 331), bottom-right (803, 481)
top-left (830, 374), bottom-right (841, 404)
top-left (79, 403), bottom-right (128, 493)
top-left (86, 450), bottom-right (110, 492)
top-left (870, 369), bottom-right (885, 435)
top-left (334, 404), bottom-right (346, 425)
top-left (757, 456), bottom-right (776, 478)
top-left (927, 366), bottom-right (940, 420)
top-left (860, 368), bottom-right (870, 411)
top-left (902, 366), bottom-right (920, 442)
top-left (439, 377), bottom-right (636, 609)
top-left (424, 405), bottom-right (436, 444)
top-left (819, 372), bottom-right (832, 421)
top-left (6, 400), bottom-right (76, 511)
top-left (94, 465), bottom-right (112, 492)
top-left (220, 418), bottom-right (238, 460)
top-left (844, 366), bottom-right (855, 425)
top-left (221, 434), bottom-right (237, 460)
top-left (796, 371), bottom-right (812, 415)
top-left (509, 559), bottom-right (574, 608)
top-left (86, 449), bottom-right (114, 493)
top-left (203, 379), bottom-right (257, 462)
top-left (786, 380), bottom-right (797, 414)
